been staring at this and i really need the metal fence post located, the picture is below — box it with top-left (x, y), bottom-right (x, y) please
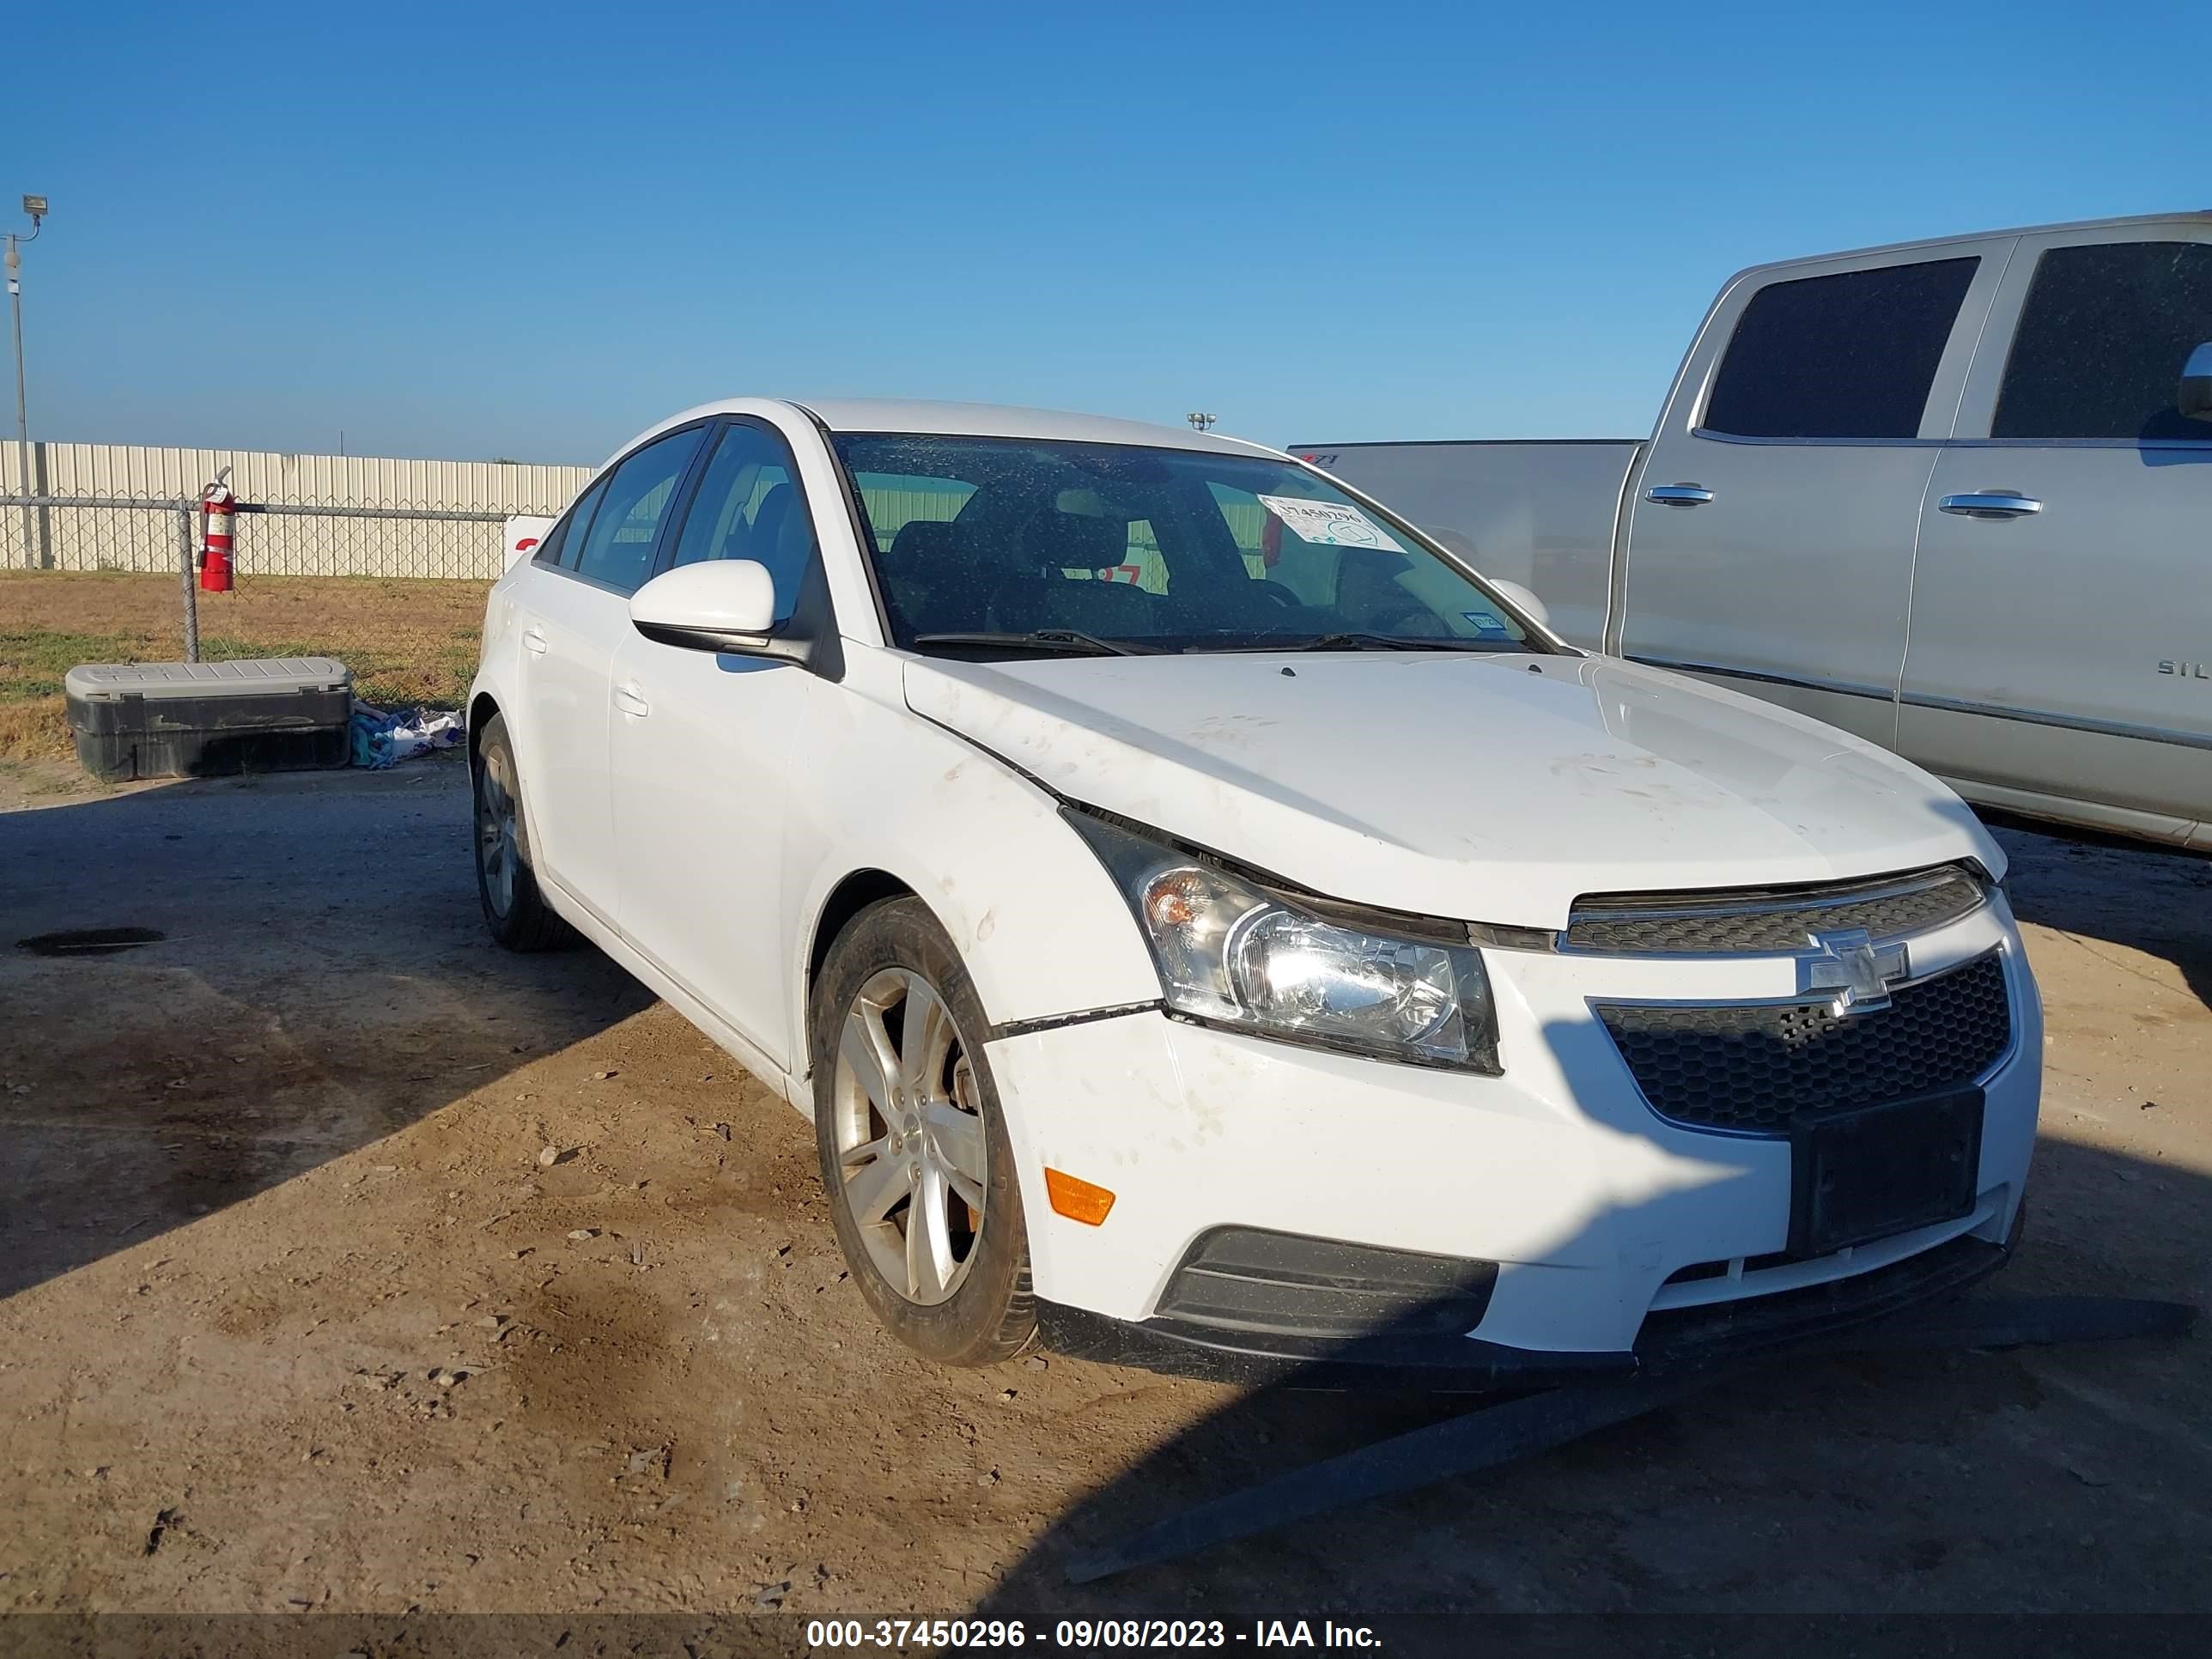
top-left (178, 501), bottom-right (199, 663)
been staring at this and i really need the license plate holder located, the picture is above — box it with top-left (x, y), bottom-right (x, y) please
top-left (1790, 1089), bottom-right (1984, 1258)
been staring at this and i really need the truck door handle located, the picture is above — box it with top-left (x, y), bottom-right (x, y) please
top-left (613, 682), bottom-right (652, 719)
top-left (1938, 491), bottom-right (2044, 520)
top-left (520, 627), bottom-right (549, 655)
top-left (1646, 483), bottom-right (1715, 507)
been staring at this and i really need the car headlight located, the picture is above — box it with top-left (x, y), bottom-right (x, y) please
top-left (1063, 809), bottom-right (1500, 1073)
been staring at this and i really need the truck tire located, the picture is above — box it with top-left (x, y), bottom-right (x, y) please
top-left (471, 713), bottom-right (575, 952)
top-left (811, 896), bottom-right (1037, 1365)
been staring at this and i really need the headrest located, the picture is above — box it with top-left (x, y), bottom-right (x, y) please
top-left (889, 518), bottom-right (963, 566)
top-left (772, 491), bottom-right (814, 562)
top-left (750, 482), bottom-right (792, 544)
top-left (1024, 510), bottom-right (1125, 573)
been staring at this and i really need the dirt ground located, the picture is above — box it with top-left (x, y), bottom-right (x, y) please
top-left (0, 573), bottom-right (488, 768)
top-left (0, 762), bottom-right (2207, 1636)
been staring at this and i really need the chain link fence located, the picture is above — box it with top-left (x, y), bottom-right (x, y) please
top-left (2, 490), bottom-right (570, 580)
top-left (2, 491), bottom-right (580, 663)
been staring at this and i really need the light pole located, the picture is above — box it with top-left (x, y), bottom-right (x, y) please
top-left (7, 194), bottom-right (45, 568)
top-left (1186, 411), bottom-right (1216, 432)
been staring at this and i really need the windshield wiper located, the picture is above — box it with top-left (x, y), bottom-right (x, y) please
top-left (912, 629), bottom-right (1168, 658)
top-left (1280, 632), bottom-right (1506, 653)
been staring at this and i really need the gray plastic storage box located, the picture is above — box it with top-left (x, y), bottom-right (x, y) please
top-left (64, 658), bottom-right (354, 782)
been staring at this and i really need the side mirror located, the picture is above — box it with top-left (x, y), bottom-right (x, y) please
top-left (2179, 343), bottom-right (2212, 422)
top-left (630, 560), bottom-right (782, 654)
top-left (1489, 579), bottom-right (1551, 629)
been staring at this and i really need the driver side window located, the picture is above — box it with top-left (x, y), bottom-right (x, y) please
top-left (668, 422), bottom-right (817, 624)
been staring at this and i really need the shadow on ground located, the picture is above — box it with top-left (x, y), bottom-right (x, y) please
top-left (1987, 816), bottom-right (2212, 1010)
top-left (958, 819), bottom-right (2212, 1625)
top-left (959, 1131), bottom-right (2205, 1627)
top-left (0, 760), bottom-right (650, 1297)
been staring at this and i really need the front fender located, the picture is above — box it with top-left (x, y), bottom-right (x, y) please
top-left (779, 659), bottom-right (1160, 1076)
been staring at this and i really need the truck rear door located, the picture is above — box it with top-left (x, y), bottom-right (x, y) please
top-left (1898, 224), bottom-right (2212, 842)
top-left (1616, 240), bottom-right (2011, 746)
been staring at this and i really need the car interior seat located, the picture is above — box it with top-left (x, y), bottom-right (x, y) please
top-left (1000, 509), bottom-right (1156, 636)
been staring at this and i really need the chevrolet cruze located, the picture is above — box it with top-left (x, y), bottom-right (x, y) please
top-left (467, 398), bottom-right (2040, 1382)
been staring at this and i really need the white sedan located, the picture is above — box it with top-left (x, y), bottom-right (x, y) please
top-left (467, 398), bottom-right (2039, 1382)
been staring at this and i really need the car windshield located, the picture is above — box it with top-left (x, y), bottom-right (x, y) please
top-left (830, 434), bottom-right (1542, 656)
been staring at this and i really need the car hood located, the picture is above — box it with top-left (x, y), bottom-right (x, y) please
top-left (902, 651), bottom-right (2002, 929)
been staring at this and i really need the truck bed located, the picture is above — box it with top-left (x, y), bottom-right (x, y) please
top-left (1291, 440), bottom-right (1643, 650)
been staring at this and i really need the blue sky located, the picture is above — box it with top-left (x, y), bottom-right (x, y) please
top-left (12, 1), bottom-right (2208, 464)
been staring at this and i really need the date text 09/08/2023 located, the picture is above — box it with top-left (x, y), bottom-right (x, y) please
top-left (804, 1617), bottom-right (1384, 1650)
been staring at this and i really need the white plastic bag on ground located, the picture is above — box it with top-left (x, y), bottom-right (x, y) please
top-left (389, 710), bottom-right (465, 763)
top-left (349, 704), bottom-right (465, 769)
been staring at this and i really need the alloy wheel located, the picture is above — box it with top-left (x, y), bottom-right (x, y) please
top-left (830, 967), bottom-right (990, 1305)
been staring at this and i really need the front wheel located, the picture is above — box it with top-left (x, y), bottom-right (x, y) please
top-left (811, 897), bottom-right (1036, 1365)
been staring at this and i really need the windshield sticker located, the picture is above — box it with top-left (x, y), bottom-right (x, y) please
top-left (1463, 611), bottom-right (1511, 637)
top-left (1256, 494), bottom-right (1405, 552)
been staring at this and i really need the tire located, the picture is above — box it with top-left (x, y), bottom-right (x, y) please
top-left (471, 712), bottom-right (576, 952)
top-left (811, 896), bottom-right (1037, 1365)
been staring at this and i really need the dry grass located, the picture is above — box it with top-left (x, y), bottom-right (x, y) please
top-left (0, 571), bottom-right (489, 763)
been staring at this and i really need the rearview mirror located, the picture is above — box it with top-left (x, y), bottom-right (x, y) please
top-left (630, 560), bottom-right (782, 653)
top-left (2179, 343), bottom-right (2212, 422)
top-left (1489, 579), bottom-right (1551, 629)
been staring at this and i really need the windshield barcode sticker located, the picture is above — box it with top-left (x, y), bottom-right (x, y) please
top-left (1256, 494), bottom-right (1404, 552)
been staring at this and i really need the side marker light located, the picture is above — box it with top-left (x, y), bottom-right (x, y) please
top-left (1045, 1168), bottom-right (1115, 1226)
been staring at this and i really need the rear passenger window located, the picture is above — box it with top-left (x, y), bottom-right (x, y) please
top-left (571, 427), bottom-right (707, 593)
top-left (669, 422), bottom-right (817, 623)
top-left (1703, 258), bottom-right (1978, 441)
top-left (534, 478), bottom-right (603, 569)
top-left (1994, 242), bottom-right (2212, 441)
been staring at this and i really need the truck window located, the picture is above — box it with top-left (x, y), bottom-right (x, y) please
top-left (1702, 258), bottom-right (1978, 441)
top-left (1992, 241), bottom-right (2212, 441)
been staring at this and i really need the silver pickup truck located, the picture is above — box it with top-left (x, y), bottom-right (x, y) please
top-left (1298, 211), bottom-right (2212, 851)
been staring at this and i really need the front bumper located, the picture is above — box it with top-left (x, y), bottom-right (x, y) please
top-left (983, 892), bottom-right (2039, 1369)
top-left (1037, 1224), bottom-right (2017, 1390)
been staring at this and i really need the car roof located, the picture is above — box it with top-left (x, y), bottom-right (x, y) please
top-left (634, 397), bottom-right (1282, 459)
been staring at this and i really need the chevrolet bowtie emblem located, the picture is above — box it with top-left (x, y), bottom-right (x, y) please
top-left (1799, 927), bottom-right (1908, 1017)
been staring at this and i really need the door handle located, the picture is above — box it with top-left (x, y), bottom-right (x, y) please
top-left (520, 627), bottom-right (549, 655)
top-left (613, 682), bottom-right (652, 719)
top-left (1646, 483), bottom-right (1715, 507)
top-left (1938, 491), bottom-right (2043, 520)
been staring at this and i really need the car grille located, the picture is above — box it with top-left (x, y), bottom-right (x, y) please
top-left (1565, 864), bottom-right (1985, 955)
top-left (1596, 950), bottom-right (2012, 1134)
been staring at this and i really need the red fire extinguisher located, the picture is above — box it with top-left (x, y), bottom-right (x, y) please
top-left (198, 481), bottom-right (235, 592)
